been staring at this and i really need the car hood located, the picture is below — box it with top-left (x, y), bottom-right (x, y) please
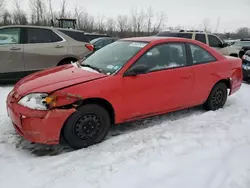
top-left (15, 64), bottom-right (107, 96)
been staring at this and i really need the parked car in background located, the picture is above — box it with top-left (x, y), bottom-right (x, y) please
top-left (7, 37), bottom-right (242, 149)
top-left (233, 39), bottom-right (250, 58)
top-left (242, 50), bottom-right (250, 82)
top-left (156, 30), bottom-right (240, 57)
top-left (224, 39), bottom-right (238, 46)
top-left (90, 37), bottom-right (117, 51)
top-left (0, 25), bottom-right (94, 82)
top-left (85, 33), bottom-right (111, 41)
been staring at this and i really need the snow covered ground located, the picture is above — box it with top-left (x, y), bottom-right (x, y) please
top-left (0, 84), bottom-right (250, 188)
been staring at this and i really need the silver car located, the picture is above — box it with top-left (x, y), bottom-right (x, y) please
top-left (0, 25), bottom-right (94, 82)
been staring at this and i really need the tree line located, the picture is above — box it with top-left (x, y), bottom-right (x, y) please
top-left (0, 0), bottom-right (249, 39)
top-left (0, 0), bottom-right (167, 37)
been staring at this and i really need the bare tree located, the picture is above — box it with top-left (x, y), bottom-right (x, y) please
top-left (96, 14), bottom-right (105, 33)
top-left (117, 15), bottom-right (128, 34)
top-left (29, 0), bottom-right (47, 25)
top-left (136, 9), bottom-right (145, 34)
top-left (74, 5), bottom-right (84, 29)
top-left (131, 8), bottom-right (138, 33)
top-left (202, 18), bottom-right (210, 32)
top-left (2, 10), bottom-right (12, 25)
top-left (60, 0), bottom-right (67, 18)
top-left (13, 0), bottom-right (28, 25)
top-left (236, 27), bottom-right (250, 38)
top-left (47, 0), bottom-right (54, 21)
top-left (106, 18), bottom-right (116, 35)
top-left (79, 13), bottom-right (95, 32)
top-left (146, 6), bottom-right (154, 34)
top-left (130, 8), bottom-right (146, 34)
top-left (0, 0), bottom-right (4, 10)
top-left (152, 12), bottom-right (167, 33)
top-left (0, 0), bottom-right (4, 23)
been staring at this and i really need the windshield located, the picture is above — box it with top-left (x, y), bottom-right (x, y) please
top-left (90, 38), bottom-right (102, 44)
top-left (81, 41), bottom-right (148, 75)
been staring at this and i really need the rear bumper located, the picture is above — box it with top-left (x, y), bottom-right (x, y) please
top-left (7, 101), bottom-right (75, 145)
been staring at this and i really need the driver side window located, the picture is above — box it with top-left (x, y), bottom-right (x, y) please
top-left (132, 43), bottom-right (187, 72)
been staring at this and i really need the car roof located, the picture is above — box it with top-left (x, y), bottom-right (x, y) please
top-left (94, 37), bottom-right (112, 40)
top-left (157, 31), bottom-right (217, 36)
top-left (0, 25), bottom-right (85, 33)
top-left (121, 36), bottom-right (192, 43)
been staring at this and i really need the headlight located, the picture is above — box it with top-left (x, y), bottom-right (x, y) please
top-left (18, 93), bottom-right (49, 110)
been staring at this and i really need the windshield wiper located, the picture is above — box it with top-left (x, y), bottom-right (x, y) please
top-left (81, 64), bottom-right (102, 73)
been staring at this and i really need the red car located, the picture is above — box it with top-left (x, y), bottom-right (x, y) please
top-left (6, 37), bottom-right (243, 149)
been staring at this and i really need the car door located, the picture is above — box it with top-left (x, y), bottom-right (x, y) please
top-left (0, 27), bottom-right (25, 81)
top-left (187, 43), bottom-right (219, 105)
top-left (121, 42), bottom-right (194, 121)
top-left (23, 28), bottom-right (68, 74)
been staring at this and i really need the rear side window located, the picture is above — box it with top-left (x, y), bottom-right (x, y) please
top-left (27, 28), bottom-right (62, 43)
top-left (189, 44), bottom-right (216, 64)
top-left (58, 30), bottom-right (89, 43)
top-left (208, 35), bottom-right (222, 48)
top-left (195, 34), bottom-right (206, 44)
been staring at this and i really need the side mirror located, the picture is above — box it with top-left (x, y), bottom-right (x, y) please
top-left (124, 64), bottom-right (149, 77)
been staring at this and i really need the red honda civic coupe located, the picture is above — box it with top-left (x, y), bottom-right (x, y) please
top-left (6, 37), bottom-right (243, 149)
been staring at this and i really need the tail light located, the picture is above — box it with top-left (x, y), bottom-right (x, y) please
top-left (85, 44), bottom-right (94, 51)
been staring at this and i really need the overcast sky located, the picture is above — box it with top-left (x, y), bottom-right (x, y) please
top-left (4, 0), bottom-right (250, 32)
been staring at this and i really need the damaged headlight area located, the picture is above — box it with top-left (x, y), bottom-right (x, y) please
top-left (18, 92), bottom-right (83, 111)
top-left (18, 93), bottom-right (49, 110)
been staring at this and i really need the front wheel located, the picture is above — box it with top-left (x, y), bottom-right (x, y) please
top-left (203, 83), bottom-right (228, 111)
top-left (63, 104), bottom-right (110, 149)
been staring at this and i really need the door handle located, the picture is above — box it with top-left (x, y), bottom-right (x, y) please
top-left (10, 47), bottom-right (21, 51)
top-left (55, 45), bottom-right (64, 48)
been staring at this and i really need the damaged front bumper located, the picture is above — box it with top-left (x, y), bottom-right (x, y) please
top-left (7, 101), bottom-right (75, 145)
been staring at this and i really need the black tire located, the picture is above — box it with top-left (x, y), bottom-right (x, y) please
top-left (63, 104), bottom-right (110, 149)
top-left (203, 83), bottom-right (228, 111)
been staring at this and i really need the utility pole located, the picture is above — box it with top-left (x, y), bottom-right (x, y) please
top-left (215, 17), bottom-right (220, 33)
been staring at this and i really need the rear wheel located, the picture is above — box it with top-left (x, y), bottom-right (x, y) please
top-left (63, 104), bottom-right (110, 149)
top-left (203, 83), bottom-right (228, 111)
